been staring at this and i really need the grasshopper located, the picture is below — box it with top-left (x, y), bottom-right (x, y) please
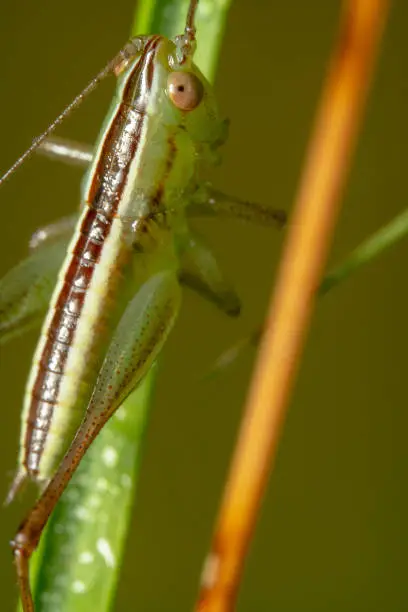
top-left (0, 1), bottom-right (285, 609)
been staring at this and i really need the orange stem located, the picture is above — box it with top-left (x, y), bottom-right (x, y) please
top-left (195, 1), bottom-right (390, 610)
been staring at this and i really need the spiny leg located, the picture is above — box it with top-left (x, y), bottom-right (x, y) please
top-left (12, 271), bottom-right (181, 612)
top-left (37, 136), bottom-right (93, 168)
top-left (187, 183), bottom-right (287, 227)
top-left (186, 184), bottom-right (286, 375)
top-left (178, 229), bottom-right (241, 316)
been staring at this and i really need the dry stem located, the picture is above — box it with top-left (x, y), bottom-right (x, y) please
top-left (195, 1), bottom-right (390, 610)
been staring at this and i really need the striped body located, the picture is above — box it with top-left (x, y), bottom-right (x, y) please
top-left (15, 33), bottom-right (219, 487)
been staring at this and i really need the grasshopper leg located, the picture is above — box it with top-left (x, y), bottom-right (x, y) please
top-left (12, 270), bottom-right (180, 612)
top-left (0, 213), bottom-right (77, 347)
top-left (0, 212), bottom-right (78, 348)
top-left (0, 239), bottom-right (69, 347)
top-left (178, 229), bottom-right (241, 316)
top-left (187, 183), bottom-right (287, 227)
top-left (4, 470), bottom-right (27, 506)
top-left (29, 213), bottom-right (77, 250)
top-left (37, 136), bottom-right (93, 168)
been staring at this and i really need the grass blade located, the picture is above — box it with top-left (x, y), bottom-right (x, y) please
top-left (319, 207), bottom-right (408, 294)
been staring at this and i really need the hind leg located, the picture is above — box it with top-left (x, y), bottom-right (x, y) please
top-left (12, 271), bottom-right (181, 612)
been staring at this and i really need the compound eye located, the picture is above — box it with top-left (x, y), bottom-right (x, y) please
top-left (167, 71), bottom-right (204, 111)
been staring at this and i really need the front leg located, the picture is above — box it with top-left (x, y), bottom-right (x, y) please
top-left (12, 270), bottom-right (181, 612)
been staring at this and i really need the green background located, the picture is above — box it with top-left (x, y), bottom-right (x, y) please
top-left (1, 1), bottom-right (407, 610)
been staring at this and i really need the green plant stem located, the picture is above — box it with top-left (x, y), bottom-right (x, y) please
top-left (20, 1), bottom-right (232, 611)
top-left (319, 207), bottom-right (408, 294)
top-left (206, 206), bottom-right (408, 378)
top-left (133, 0), bottom-right (231, 79)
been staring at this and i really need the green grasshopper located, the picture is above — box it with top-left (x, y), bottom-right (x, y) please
top-left (0, 1), bottom-right (285, 609)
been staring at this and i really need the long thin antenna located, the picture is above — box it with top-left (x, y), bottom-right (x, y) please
top-left (176, 0), bottom-right (199, 63)
top-left (0, 42), bottom-right (139, 188)
top-left (185, 0), bottom-right (199, 37)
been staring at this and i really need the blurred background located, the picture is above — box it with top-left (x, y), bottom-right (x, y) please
top-left (0, 1), bottom-right (407, 610)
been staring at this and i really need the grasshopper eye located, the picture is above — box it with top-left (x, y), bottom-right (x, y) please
top-left (167, 71), bottom-right (203, 111)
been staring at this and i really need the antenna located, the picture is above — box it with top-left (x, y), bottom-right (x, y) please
top-left (186, 0), bottom-right (199, 38)
top-left (176, 0), bottom-right (199, 64)
top-left (0, 41), bottom-right (141, 188)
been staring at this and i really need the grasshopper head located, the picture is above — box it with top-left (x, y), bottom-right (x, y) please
top-left (117, 35), bottom-right (226, 162)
